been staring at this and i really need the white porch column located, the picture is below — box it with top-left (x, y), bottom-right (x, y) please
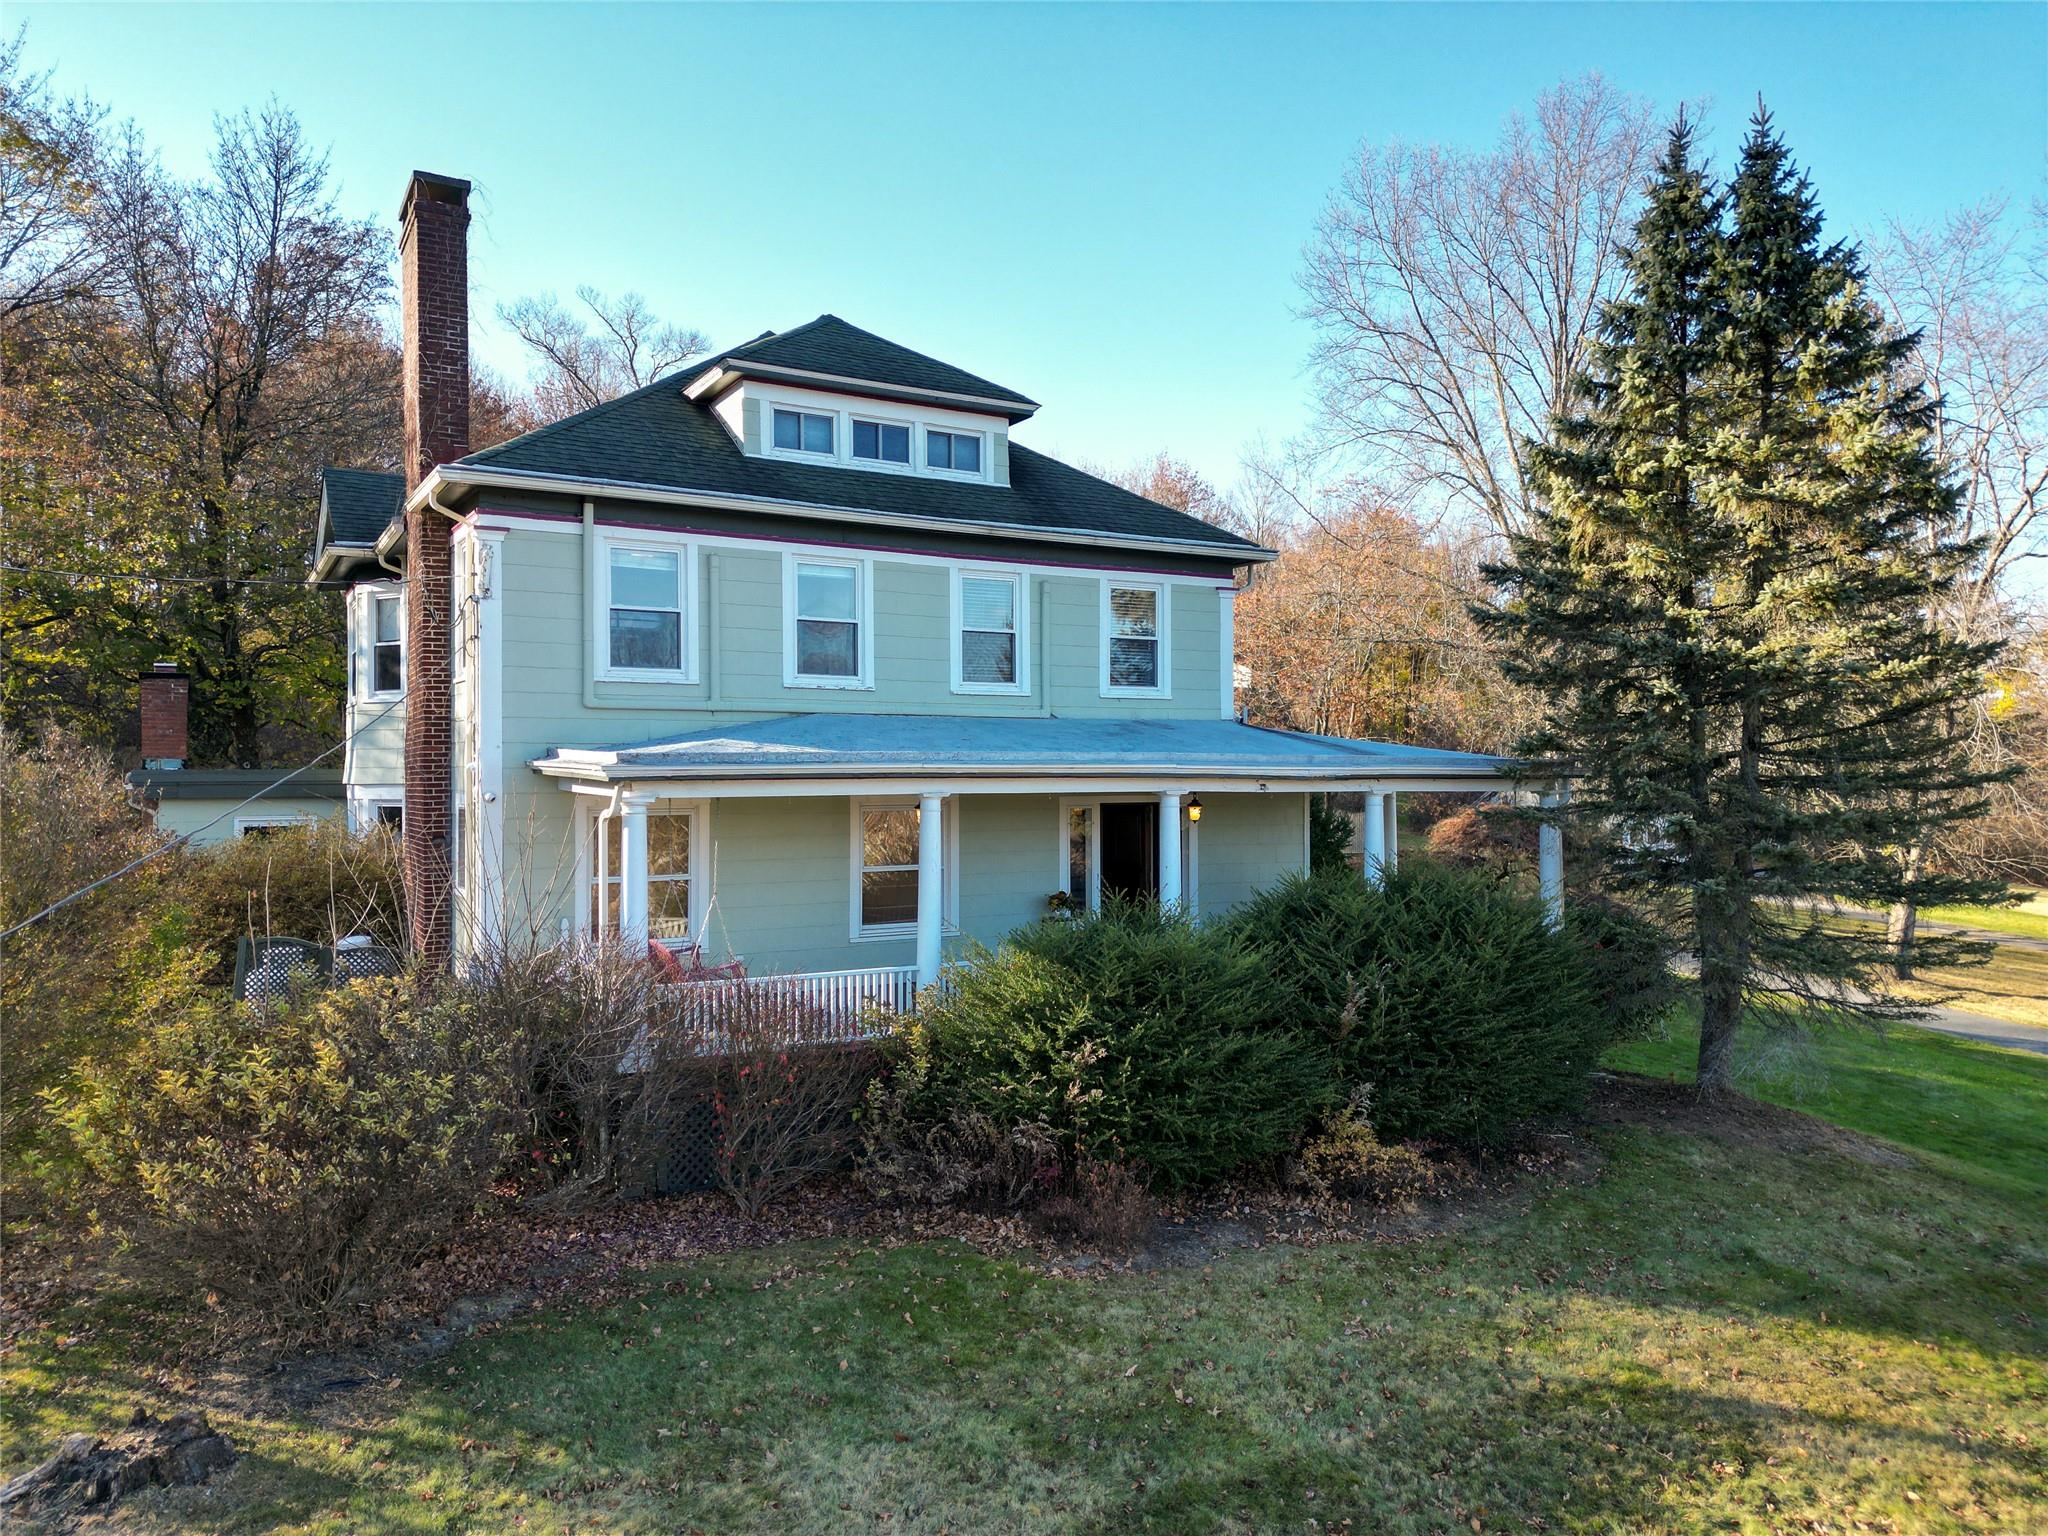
top-left (619, 790), bottom-right (652, 947)
top-left (1539, 789), bottom-right (1565, 931)
top-left (1158, 791), bottom-right (1185, 909)
top-left (1363, 789), bottom-right (1388, 887)
top-left (1382, 790), bottom-right (1399, 876)
top-left (915, 792), bottom-right (945, 990)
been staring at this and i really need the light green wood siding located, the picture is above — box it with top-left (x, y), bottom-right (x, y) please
top-left (153, 796), bottom-right (344, 847)
top-left (1195, 793), bottom-right (1309, 915)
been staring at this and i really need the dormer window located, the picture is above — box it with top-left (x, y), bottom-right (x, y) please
top-left (772, 407), bottom-right (834, 456)
top-left (852, 419), bottom-right (911, 464)
top-left (926, 429), bottom-right (982, 474)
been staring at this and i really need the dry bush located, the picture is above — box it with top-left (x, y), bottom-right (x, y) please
top-left (53, 966), bottom-right (517, 1331)
top-left (859, 1072), bottom-right (1063, 1212)
top-left (0, 730), bottom-right (165, 1164)
top-left (167, 821), bottom-right (405, 981)
top-left (1034, 1156), bottom-right (1155, 1254)
top-left (1288, 1089), bottom-right (1437, 1207)
top-left (1423, 804), bottom-right (1538, 874)
top-left (689, 981), bottom-right (878, 1216)
top-left (460, 940), bottom-right (690, 1204)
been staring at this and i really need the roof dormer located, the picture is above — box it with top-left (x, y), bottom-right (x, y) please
top-left (687, 315), bottom-right (1034, 488)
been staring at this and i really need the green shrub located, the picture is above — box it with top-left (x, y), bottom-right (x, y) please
top-left (53, 960), bottom-right (517, 1330)
top-left (1226, 867), bottom-right (1609, 1146)
top-left (905, 903), bottom-right (1337, 1188)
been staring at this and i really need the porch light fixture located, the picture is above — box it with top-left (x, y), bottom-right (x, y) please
top-left (1185, 796), bottom-right (1202, 823)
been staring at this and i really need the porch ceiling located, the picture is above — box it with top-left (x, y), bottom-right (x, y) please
top-left (530, 713), bottom-right (1533, 791)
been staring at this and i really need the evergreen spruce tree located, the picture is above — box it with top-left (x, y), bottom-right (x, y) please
top-left (1483, 110), bottom-right (2005, 1095)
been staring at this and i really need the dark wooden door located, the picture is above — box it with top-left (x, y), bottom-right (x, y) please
top-left (1099, 801), bottom-right (1158, 904)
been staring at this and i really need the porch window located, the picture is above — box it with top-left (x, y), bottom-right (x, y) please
top-left (1102, 582), bottom-right (1166, 694)
top-left (587, 807), bottom-right (696, 941)
top-left (853, 799), bottom-right (955, 938)
top-left (788, 557), bottom-right (868, 686)
top-left (955, 570), bottom-right (1024, 692)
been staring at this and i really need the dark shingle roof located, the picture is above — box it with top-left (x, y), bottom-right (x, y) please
top-left (322, 468), bottom-right (405, 546)
top-left (459, 328), bottom-right (1261, 559)
top-left (723, 315), bottom-right (1036, 411)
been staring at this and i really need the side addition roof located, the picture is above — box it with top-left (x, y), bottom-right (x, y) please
top-left (313, 468), bottom-right (404, 582)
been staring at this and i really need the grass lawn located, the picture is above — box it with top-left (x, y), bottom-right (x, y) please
top-left (9, 1067), bottom-right (2044, 1531)
top-left (1921, 888), bottom-right (2048, 944)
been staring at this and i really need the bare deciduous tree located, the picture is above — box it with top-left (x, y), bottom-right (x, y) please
top-left (1865, 200), bottom-right (2048, 911)
top-left (499, 286), bottom-right (707, 422)
top-left (0, 29), bottom-right (107, 320)
top-left (1300, 74), bottom-right (1658, 540)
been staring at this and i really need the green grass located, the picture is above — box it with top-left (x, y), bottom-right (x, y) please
top-left (1608, 1011), bottom-right (2048, 1205)
top-left (1922, 889), bottom-right (2048, 944)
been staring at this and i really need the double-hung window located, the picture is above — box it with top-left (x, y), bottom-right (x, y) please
top-left (852, 418), bottom-right (911, 465)
top-left (853, 800), bottom-right (954, 938)
top-left (925, 428), bottom-right (982, 474)
top-left (369, 592), bottom-right (404, 696)
top-left (605, 544), bottom-right (689, 677)
top-left (787, 556), bottom-right (868, 686)
top-left (954, 569), bottom-right (1026, 693)
top-left (772, 407), bottom-right (835, 456)
top-left (1102, 581), bottom-right (1167, 695)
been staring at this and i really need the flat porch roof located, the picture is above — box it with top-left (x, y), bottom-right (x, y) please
top-left (530, 714), bottom-right (1544, 795)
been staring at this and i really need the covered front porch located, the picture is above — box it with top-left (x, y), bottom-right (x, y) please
top-left (531, 714), bottom-right (1562, 999)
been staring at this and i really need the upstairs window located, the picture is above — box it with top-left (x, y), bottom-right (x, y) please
top-left (370, 593), bottom-right (404, 696)
top-left (852, 419), bottom-right (911, 464)
top-left (926, 429), bottom-right (982, 474)
top-left (773, 407), bottom-right (834, 455)
top-left (788, 556), bottom-right (868, 686)
top-left (605, 544), bottom-right (689, 677)
top-left (955, 570), bottom-right (1025, 693)
top-left (1102, 581), bottom-right (1166, 694)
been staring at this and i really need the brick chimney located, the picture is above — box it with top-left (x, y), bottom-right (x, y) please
top-left (399, 171), bottom-right (471, 968)
top-left (138, 661), bottom-right (189, 770)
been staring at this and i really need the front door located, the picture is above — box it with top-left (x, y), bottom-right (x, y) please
top-left (1098, 801), bottom-right (1158, 904)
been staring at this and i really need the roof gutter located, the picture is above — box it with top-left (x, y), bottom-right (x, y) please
top-left (397, 463), bottom-right (1277, 564)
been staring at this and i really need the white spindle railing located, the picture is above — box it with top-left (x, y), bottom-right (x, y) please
top-left (675, 964), bottom-right (919, 1031)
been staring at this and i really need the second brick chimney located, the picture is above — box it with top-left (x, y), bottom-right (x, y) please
top-left (399, 170), bottom-right (471, 968)
top-left (138, 661), bottom-right (189, 770)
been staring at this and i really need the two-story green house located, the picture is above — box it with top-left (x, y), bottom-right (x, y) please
top-left (312, 172), bottom-right (1549, 1007)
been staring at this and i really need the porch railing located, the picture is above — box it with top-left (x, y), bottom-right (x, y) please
top-left (672, 963), bottom-right (919, 1031)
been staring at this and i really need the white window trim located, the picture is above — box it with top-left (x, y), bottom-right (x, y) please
top-left (1099, 579), bottom-right (1171, 699)
top-left (783, 552), bottom-right (875, 690)
top-left (922, 425), bottom-right (990, 483)
top-left (1055, 795), bottom-right (1198, 915)
top-left (765, 402), bottom-right (837, 462)
top-left (364, 587), bottom-right (405, 701)
top-left (594, 534), bottom-right (699, 685)
top-left (850, 796), bottom-right (958, 943)
top-left (849, 408), bottom-right (918, 472)
top-left (573, 798), bottom-right (711, 946)
top-left (950, 566), bottom-right (1031, 696)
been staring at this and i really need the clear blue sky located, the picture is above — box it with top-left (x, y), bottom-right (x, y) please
top-left (17, 3), bottom-right (2046, 487)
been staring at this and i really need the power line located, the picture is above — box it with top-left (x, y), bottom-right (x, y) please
top-left (0, 691), bottom-right (406, 945)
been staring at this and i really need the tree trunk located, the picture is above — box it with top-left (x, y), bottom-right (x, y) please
top-left (1694, 891), bottom-right (1746, 1097)
top-left (1888, 837), bottom-right (1926, 980)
